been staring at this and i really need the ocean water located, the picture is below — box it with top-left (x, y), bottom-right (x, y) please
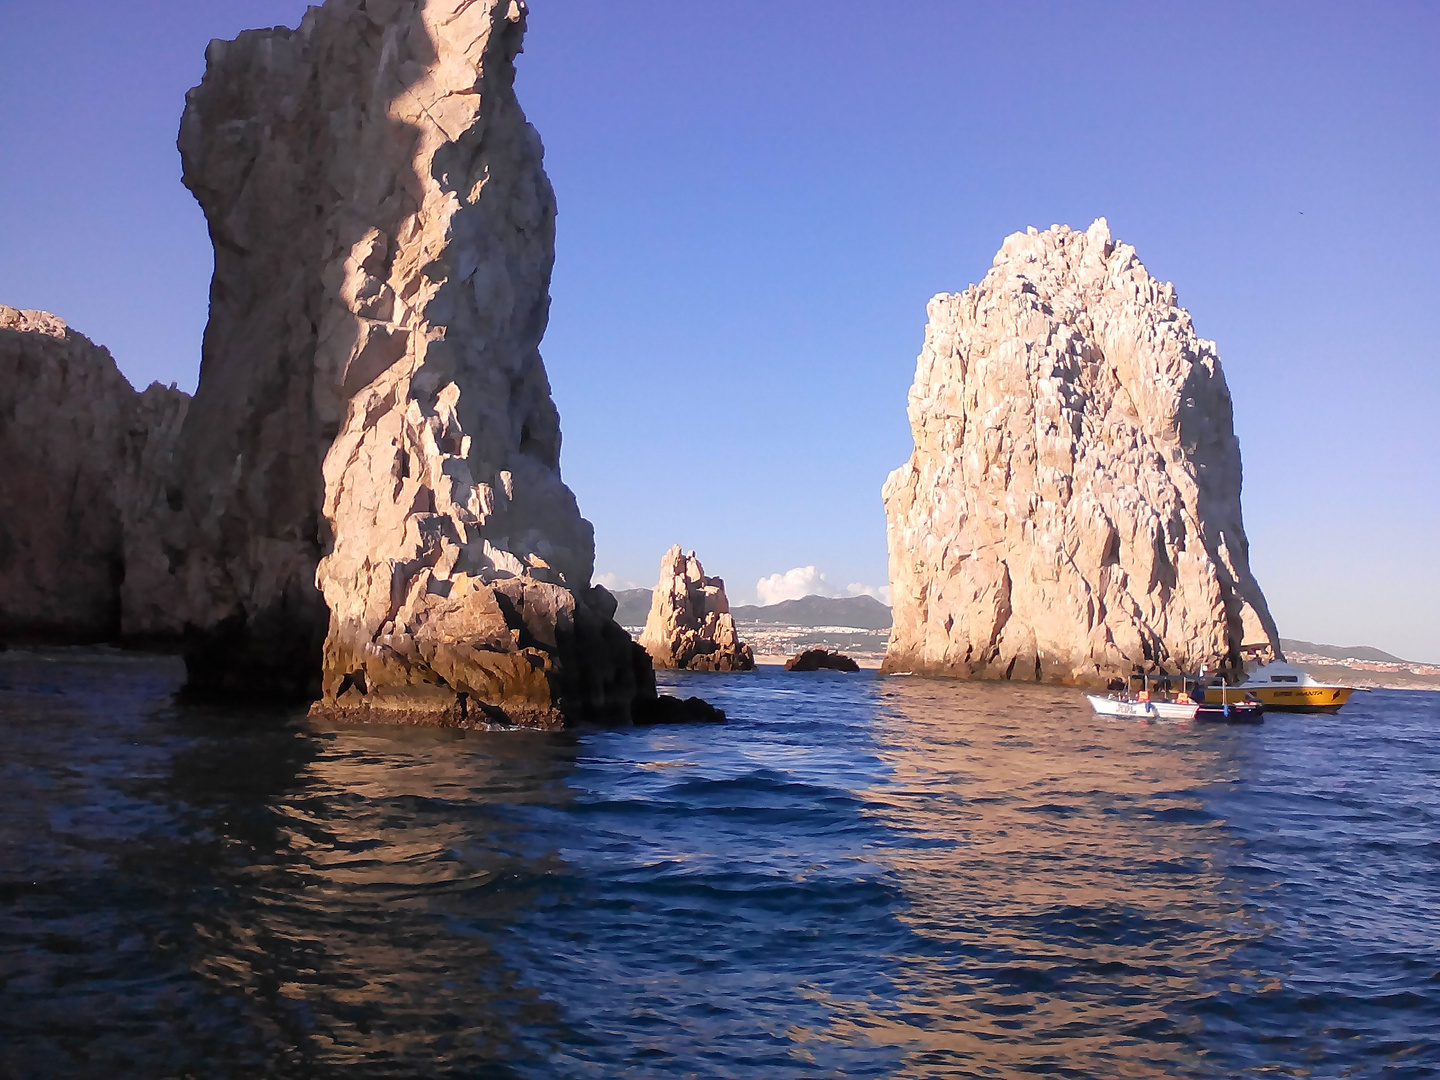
top-left (1, 650), bottom-right (1437, 1079)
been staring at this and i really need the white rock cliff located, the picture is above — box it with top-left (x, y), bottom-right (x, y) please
top-left (165, 0), bottom-right (650, 721)
top-left (882, 220), bottom-right (1280, 684)
top-left (639, 546), bottom-right (755, 672)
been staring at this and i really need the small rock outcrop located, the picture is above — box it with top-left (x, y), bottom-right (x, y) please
top-left (0, 307), bottom-right (188, 643)
top-left (785, 649), bottom-right (860, 673)
top-left (882, 220), bottom-right (1280, 684)
top-left (639, 546), bottom-right (755, 672)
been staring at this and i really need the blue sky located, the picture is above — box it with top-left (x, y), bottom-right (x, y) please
top-left (1, 2), bottom-right (1436, 660)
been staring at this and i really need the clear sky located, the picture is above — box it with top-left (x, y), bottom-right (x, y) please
top-left (1, 2), bottom-right (1436, 660)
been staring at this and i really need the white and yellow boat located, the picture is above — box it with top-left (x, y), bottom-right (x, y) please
top-left (1234, 661), bottom-right (1354, 713)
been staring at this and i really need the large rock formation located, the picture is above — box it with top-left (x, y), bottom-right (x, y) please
top-left (639, 546), bottom-right (755, 672)
top-left (160, 0), bottom-right (650, 722)
top-left (882, 220), bottom-right (1280, 684)
top-left (0, 307), bottom-right (189, 643)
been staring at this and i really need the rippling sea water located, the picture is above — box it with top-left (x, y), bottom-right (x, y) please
top-left (1, 649), bottom-right (1437, 1079)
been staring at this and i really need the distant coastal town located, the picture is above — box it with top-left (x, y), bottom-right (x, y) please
top-left (614, 586), bottom-right (1437, 688)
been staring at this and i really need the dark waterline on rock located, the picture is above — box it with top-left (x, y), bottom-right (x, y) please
top-left (2, 649), bottom-right (1437, 1078)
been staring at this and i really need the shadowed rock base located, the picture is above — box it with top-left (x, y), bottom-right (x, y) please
top-left (632, 696), bottom-right (726, 725)
top-left (310, 690), bottom-right (725, 730)
top-left (785, 649), bottom-right (860, 673)
top-left (183, 590), bottom-right (328, 702)
top-left (311, 581), bottom-right (657, 729)
top-left (683, 649), bottom-right (756, 672)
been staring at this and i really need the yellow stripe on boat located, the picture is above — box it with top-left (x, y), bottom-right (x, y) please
top-left (1248, 685), bottom-right (1353, 709)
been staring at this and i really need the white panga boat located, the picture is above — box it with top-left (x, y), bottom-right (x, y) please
top-left (1086, 693), bottom-right (1202, 721)
top-left (1233, 660), bottom-right (1355, 713)
top-left (1087, 673), bottom-right (1264, 723)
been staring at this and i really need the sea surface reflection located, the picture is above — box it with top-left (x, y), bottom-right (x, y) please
top-left (837, 679), bottom-right (1263, 1076)
top-left (1, 651), bottom-right (1436, 1077)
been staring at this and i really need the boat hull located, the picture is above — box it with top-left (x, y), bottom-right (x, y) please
top-left (1193, 702), bottom-right (1264, 724)
top-left (1087, 695), bottom-right (1265, 724)
top-left (1245, 686), bottom-right (1352, 713)
top-left (1086, 695), bottom-right (1198, 721)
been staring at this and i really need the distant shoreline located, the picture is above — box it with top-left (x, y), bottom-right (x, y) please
top-left (752, 655), bottom-right (884, 671)
top-left (621, 605), bottom-right (1440, 692)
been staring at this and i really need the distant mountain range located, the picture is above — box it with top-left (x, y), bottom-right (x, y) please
top-left (608, 589), bottom-right (893, 630)
top-left (1280, 638), bottom-right (1411, 664)
top-left (611, 589), bottom-right (656, 627)
top-left (729, 594), bottom-right (892, 630)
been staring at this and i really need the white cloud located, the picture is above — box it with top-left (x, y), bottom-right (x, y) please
top-left (753, 567), bottom-right (894, 608)
top-left (755, 566), bottom-right (835, 606)
top-left (845, 582), bottom-right (892, 606)
top-left (594, 572), bottom-right (640, 591)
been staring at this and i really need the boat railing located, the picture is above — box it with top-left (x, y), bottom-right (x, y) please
top-left (1122, 671), bottom-right (1257, 706)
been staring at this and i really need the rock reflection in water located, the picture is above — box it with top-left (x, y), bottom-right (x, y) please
top-left (182, 721), bottom-right (583, 1075)
top-left (0, 650), bottom-right (580, 1078)
top-left (813, 677), bottom-right (1254, 1077)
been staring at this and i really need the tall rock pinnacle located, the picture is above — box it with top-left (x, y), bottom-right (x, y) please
top-left (882, 220), bottom-right (1280, 684)
top-left (169, 0), bottom-right (649, 722)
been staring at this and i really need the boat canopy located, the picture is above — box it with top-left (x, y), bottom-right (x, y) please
top-left (1239, 660), bottom-right (1334, 688)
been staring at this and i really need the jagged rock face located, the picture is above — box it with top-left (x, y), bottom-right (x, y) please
top-left (313, 360), bottom-right (649, 728)
top-left (0, 307), bottom-right (189, 642)
top-left (639, 546), bottom-right (755, 672)
top-left (882, 220), bottom-right (1280, 685)
top-left (169, 0), bottom-right (647, 719)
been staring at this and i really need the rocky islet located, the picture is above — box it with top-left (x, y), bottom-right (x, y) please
top-left (784, 649), bottom-right (861, 673)
top-left (169, 0), bottom-right (644, 720)
top-left (639, 546), bottom-right (756, 672)
top-left (883, 219), bottom-right (1281, 685)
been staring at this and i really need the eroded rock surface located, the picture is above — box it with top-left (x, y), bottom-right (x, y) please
top-left (0, 307), bottom-right (189, 642)
top-left (639, 546), bottom-right (755, 672)
top-left (882, 220), bottom-right (1280, 684)
top-left (165, 0), bottom-right (652, 721)
top-left (313, 359), bottom-right (647, 728)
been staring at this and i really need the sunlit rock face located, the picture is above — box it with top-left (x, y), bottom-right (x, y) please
top-left (882, 220), bottom-right (1280, 684)
top-left (639, 546), bottom-right (755, 672)
top-left (314, 359), bottom-right (649, 727)
top-left (0, 306), bottom-right (189, 643)
top-left (172, 0), bottom-right (650, 721)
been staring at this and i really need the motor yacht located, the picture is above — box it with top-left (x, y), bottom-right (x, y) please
top-left (1233, 660), bottom-right (1355, 713)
